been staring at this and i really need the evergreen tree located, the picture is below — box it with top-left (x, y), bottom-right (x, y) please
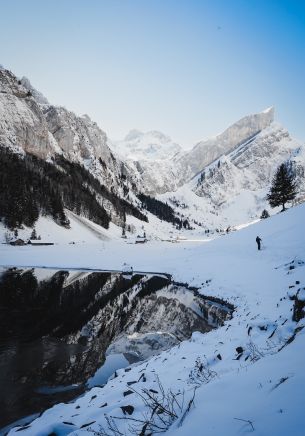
top-left (267, 162), bottom-right (297, 211)
top-left (30, 228), bottom-right (37, 240)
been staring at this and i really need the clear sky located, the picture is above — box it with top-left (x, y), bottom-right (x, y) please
top-left (0, 0), bottom-right (304, 147)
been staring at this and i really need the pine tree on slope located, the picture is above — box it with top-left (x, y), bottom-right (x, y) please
top-left (267, 162), bottom-right (297, 211)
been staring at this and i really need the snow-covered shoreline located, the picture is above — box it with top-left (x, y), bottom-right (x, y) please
top-left (1, 203), bottom-right (305, 435)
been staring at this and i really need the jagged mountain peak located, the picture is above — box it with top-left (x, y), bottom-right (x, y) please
top-left (110, 106), bottom-right (295, 197)
top-left (181, 107), bottom-right (276, 177)
top-left (0, 68), bottom-right (114, 166)
top-left (262, 106), bottom-right (274, 114)
top-left (159, 119), bottom-right (304, 230)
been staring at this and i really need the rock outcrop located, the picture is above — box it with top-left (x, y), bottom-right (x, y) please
top-left (0, 69), bottom-right (53, 158)
top-left (181, 107), bottom-right (275, 177)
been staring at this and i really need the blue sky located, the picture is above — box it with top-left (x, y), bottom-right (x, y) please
top-left (0, 0), bottom-right (304, 146)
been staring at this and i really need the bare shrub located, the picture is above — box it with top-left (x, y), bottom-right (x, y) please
top-left (188, 356), bottom-right (217, 386)
top-left (89, 376), bottom-right (197, 435)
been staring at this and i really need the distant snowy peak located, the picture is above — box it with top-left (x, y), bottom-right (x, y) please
top-left (124, 129), bottom-right (144, 141)
top-left (112, 129), bottom-right (182, 161)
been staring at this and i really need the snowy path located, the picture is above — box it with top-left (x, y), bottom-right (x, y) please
top-left (66, 211), bottom-right (111, 241)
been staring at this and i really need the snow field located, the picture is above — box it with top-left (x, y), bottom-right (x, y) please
top-left (2, 203), bottom-right (305, 435)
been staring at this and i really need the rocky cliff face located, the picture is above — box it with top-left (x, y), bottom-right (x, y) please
top-left (194, 122), bottom-right (300, 204)
top-left (181, 107), bottom-right (275, 177)
top-left (0, 68), bottom-right (131, 193)
top-left (0, 68), bottom-right (144, 229)
top-left (113, 107), bottom-right (282, 196)
top-left (159, 120), bottom-right (304, 230)
top-left (0, 69), bottom-right (53, 158)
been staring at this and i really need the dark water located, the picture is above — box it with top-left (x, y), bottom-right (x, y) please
top-left (0, 267), bottom-right (232, 431)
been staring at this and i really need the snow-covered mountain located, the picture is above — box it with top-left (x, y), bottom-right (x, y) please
top-left (111, 130), bottom-right (184, 195)
top-left (0, 69), bottom-right (124, 189)
top-left (112, 129), bottom-right (182, 161)
top-left (20, 76), bottom-right (49, 105)
top-left (160, 119), bottom-right (304, 230)
top-left (179, 106), bottom-right (275, 178)
top-left (0, 68), bottom-right (149, 232)
top-left (112, 108), bottom-right (304, 210)
top-left (1, 66), bottom-right (304, 239)
top-left (2, 66), bottom-right (305, 436)
top-left (109, 104), bottom-right (305, 230)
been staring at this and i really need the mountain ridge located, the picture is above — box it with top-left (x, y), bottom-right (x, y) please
top-left (0, 68), bottom-right (150, 232)
top-left (1, 67), bottom-right (304, 237)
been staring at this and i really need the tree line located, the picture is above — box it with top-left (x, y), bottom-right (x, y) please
top-left (0, 148), bottom-right (147, 230)
top-left (138, 193), bottom-right (191, 229)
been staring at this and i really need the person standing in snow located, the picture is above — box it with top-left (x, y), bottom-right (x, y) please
top-left (256, 236), bottom-right (262, 250)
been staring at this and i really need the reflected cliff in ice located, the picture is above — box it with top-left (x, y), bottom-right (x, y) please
top-left (0, 267), bottom-right (232, 429)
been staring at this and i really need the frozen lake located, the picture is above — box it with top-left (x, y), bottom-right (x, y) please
top-left (0, 266), bottom-right (230, 431)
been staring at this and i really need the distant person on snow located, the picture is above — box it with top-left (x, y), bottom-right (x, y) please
top-left (256, 236), bottom-right (262, 251)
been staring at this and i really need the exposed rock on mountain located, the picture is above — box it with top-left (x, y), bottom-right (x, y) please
top-left (194, 122), bottom-right (299, 202)
top-left (180, 107), bottom-right (275, 177)
top-left (161, 120), bottom-right (304, 230)
top-left (0, 68), bottom-right (146, 230)
top-left (112, 107), bottom-right (290, 197)
top-left (0, 69), bottom-right (53, 158)
top-left (1, 66), bottom-right (304, 234)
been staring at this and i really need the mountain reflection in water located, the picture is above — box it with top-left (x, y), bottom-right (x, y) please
top-left (0, 267), bottom-right (231, 430)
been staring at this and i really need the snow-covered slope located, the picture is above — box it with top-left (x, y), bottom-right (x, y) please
top-left (6, 202), bottom-right (305, 436)
top-left (111, 130), bottom-right (184, 194)
top-left (0, 210), bottom-right (123, 245)
top-left (160, 120), bottom-right (304, 230)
